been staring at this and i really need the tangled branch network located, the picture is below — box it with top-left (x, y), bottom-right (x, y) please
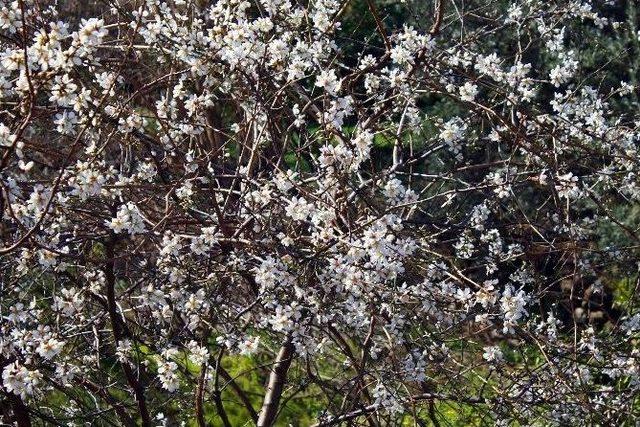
top-left (1, 0), bottom-right (640, 425)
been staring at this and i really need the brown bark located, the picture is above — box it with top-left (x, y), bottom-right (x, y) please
top-left (1, 393), bottom-right (32, 427)
top-left (104, 234), bottom-right (152, 427)
top-left (256, 340), bottom-right (295, 427)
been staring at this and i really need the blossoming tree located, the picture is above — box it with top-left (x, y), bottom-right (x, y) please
top-left (1, 0), bottom-right (640, 425)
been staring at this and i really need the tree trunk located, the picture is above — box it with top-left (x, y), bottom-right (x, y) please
top-left (257, 340), bottom-right (295, 427)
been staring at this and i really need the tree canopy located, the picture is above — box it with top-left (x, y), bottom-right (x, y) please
top-left (2, 0), bottom-right (640, 425)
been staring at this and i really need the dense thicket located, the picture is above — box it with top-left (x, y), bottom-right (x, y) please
top-left (2, 0), bottom-right (640, 425)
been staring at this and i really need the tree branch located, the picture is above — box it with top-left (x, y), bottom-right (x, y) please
top-left (104, 233), bottom-right (151, 427)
